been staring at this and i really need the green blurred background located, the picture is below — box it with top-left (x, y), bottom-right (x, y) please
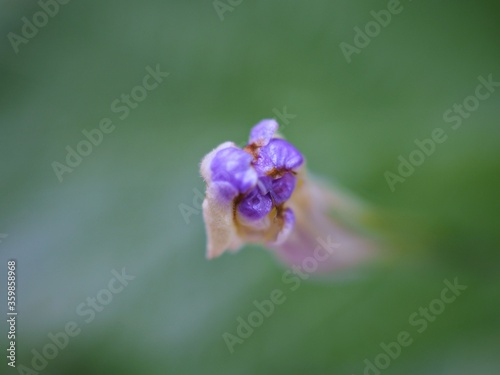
top-left (1, 0), bottom-right (499, 374)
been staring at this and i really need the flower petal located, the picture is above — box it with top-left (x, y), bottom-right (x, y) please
top-left (254, 138), bottom-right (304, 174)
top-left (210, 181), bottom-right (239, 202)
top-left (200, 142), bottom-right (236, 184)
top-left (248, 119), bottom-right (279, 147)
top-left (211, 147), bottom-right (258, 200)
top-left (270, 173), bottom-right (296, 205)
top-left (237, 187), bottom-right (273, 221)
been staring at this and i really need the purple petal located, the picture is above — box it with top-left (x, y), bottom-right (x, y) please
top-left (200, 142), bottom-right (236, 184)
top-left (248, 119), bottom-right (279, 147)
top-left (256, 175), bottom-right (273, 195)
top-left (237, 188), bottom-right (273, 220)
top-left (210, 147), bottom-right (258, 198)
top-left (270, 173), bottom-right (296, 205)
top-left (254, 139), bottom-right (304, 174)
top-left (210, 181), bottom-right (239, 201)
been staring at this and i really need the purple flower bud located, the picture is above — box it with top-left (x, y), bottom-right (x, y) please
top-left (237, 187), bottom-right (273, 220)
top-left (210, 147), bottom-right (257, 200)
top-left (254, 138), bottom-right (304, 175)
top-left (200, 119), bottom-right (374, 273)
top-left (210, 181), bottom-right (239, 202)
top-left (270, 173), bottom-right (296, 205)
top-left (248, 119), bottom-right (279, 147)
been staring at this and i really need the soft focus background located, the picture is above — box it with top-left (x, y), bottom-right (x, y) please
top-left (1, 1), bottom-right (499, 374)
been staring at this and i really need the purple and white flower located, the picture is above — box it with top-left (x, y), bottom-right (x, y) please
top-left (200, 120), bottom-right (373, 272)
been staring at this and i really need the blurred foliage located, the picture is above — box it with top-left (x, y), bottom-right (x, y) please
top-left (1, 0), bottom-right (499, 374)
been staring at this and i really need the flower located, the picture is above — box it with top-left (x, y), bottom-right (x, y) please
top-left (200, 120), bottom-right (374, 272)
